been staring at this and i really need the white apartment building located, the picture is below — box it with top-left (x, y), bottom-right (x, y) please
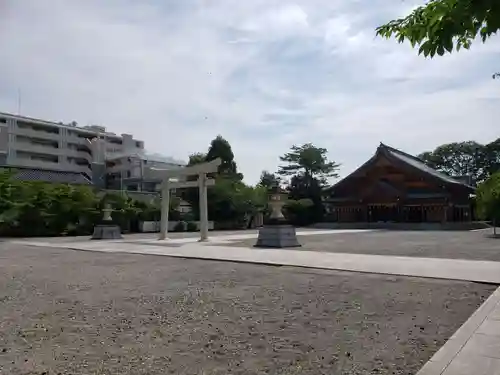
top-left (0, 111), bottom-right (185, 188)
top-left (105, 150), bottom-right (186, 191)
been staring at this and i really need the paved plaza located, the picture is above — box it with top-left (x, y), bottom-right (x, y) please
top-left (13, 229), bottom-right (500, 284)
top-left (3, 228), bottom-right (500, 374)
top-left (221, 229), bottom-right (500, 262)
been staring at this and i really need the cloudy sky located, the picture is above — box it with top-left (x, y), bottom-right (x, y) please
top-left (0, 0), bottom-right (499, 184)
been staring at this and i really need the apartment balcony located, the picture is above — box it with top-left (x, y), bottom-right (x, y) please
top-left (13, 127), bottom-right (61, 141)
top-left (65, 148), bottom-right (92, 163)
top-left (13, 142), bottom-right (92, 164)
top-left (14, 142), bottom-right (61, 157)
top-left (10, 157), bottom-right (63, 171)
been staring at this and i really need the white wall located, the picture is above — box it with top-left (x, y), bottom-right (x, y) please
top-left (140, 221), bottom-right (214, 233)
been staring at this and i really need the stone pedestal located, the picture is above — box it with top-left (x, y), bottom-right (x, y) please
top-left (91, 223), bottom-right (123, 240)
top-left (254, 224), bottom-right (301, 248)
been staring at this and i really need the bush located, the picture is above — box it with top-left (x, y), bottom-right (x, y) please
top-left (0, 171), bottom-right (173, 237)
top-left (283, 198), bottom-right (316, 226)
top-left (186, 222), bottom-right (198, 232)
top-left (173, 221), bottom-right (186, 232)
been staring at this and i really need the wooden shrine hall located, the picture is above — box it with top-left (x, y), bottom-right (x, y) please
top-left (323, 143), bottom-right (475, 223)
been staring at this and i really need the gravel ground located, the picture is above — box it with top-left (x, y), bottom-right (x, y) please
top-left (225, 230), bottom-right (500, 261)
top-left (0, 244), bottom-right (495, 375)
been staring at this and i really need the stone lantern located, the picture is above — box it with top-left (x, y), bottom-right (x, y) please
top-left (267, 185), bottom-right (288, 223)
top-left (254, 184), bottom-right (301, 248)
top-left (91, 203), bottom-right (123, 240)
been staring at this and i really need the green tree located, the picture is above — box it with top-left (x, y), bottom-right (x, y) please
top-left (278, 143), bottom-right (339, 224)
top-left (286, 173), bottom-right (323, 200)
top-left (476, 172), bottom-right (500, 235)
top-left (278, 143), bottom-right (340, 186)
top-left (181, 136), bottom-right (264, 226)
top-left (188, 152), bottom-right (207, 166)
top-left (206, 135), bottom-right (243, 180)
top-left (258, 170), bottom-right (281, 189)
top-left (376, 0), bottom-right (500, 62)
top-left (417, 141), bottom-right (485, 182)
top-left (207, 178), bottom-right (267, 226)
top-left (0, 171), bottom-right (25, 225)
top-left (482, 138), bottom-right (500, 177)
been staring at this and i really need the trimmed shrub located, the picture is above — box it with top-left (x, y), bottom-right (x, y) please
top-left (173, 221), bottom-right (186, 232)
top-left (283, 198), bottom-right (316, 226)
top-left (186, 222), bottom-right (198, 232)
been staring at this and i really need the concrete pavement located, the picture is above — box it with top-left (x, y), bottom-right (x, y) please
top-left (12, 236), bottom-right (500, 284)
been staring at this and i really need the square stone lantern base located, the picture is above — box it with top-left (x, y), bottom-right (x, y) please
top-left (91, 222), bottom-right (123, 240)
top-left (254, 224), bottom-right (301, 248)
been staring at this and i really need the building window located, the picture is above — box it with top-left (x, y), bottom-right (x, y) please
top-left (109, 138), bottom-right (122, 145)
top-left (0, 118), bottom-right (6, 124)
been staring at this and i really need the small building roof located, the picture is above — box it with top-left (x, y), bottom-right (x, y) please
top-left (106, 150), bottom-right (186, 165)
top-left (0, 166), bottom-right (92, 185)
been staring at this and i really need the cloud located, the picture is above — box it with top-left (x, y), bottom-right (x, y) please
top-left (0, 0), bottom-right (499, 184)
top-left (241, 4), bottom-right (309, 37)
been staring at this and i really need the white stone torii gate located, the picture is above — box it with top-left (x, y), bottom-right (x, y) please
top-left (148, 158), bottom-right (221, 242)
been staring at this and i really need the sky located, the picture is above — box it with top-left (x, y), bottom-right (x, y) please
top-left (0, 0), bottom-right (499, 184)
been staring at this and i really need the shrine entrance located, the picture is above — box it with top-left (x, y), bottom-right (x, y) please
top-left (148, 158), bottom-right (221, 241)
top-left (367, 204), bottom-right (399, 222)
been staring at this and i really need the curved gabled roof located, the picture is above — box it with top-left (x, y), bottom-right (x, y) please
top-left (326, 143), bottom-right (474, 193)
top-left (380, 143), bottom-right (474, 188)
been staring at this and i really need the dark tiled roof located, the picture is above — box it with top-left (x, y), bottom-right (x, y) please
top-left (327, 143), bottom-right (474, 193)
top-left (407, 193), bottom-right (448, 199)
top-left (379, 143), bottom-right (473, 188)
top-left (1, 166), bottom-right (92, 185)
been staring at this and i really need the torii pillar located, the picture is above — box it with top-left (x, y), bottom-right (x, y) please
top-left (148, 158), bottom-right (221, 242)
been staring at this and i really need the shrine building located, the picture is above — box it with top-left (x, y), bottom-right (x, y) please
top-left (323, 143), bottom-right (475, 223)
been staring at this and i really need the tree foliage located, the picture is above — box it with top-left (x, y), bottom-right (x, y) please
top-left (283, 198), bottom-right (315, 226)
top-left (278, 143), bottom-right (339, 224)
top-left (188, 153), bottom-right (207, 166)
top-left (418, 141), bottom-right (485, 181)
top-left (0, 172), bottom-right (172, 237)
top-left (0, 172), bottom-right (100, 236)
top-left (258, 170), bottom-right (281, 189)
top-left (181, 135), bottom-right (265, 226)
top-left (206, 135), bottom-right (243, 180)
top-left (376, 0), bottom-right (500, 60)
top-left (208, 178), bottom-right (267, 224)
top-left (278, 143), bottom-right (340, 183)
top-left (476, 172), bottom-right (500, 227)
top-left (483, 138), bottom-right (500, 177)
top-left (418, 138), bottom-right (500, 183)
